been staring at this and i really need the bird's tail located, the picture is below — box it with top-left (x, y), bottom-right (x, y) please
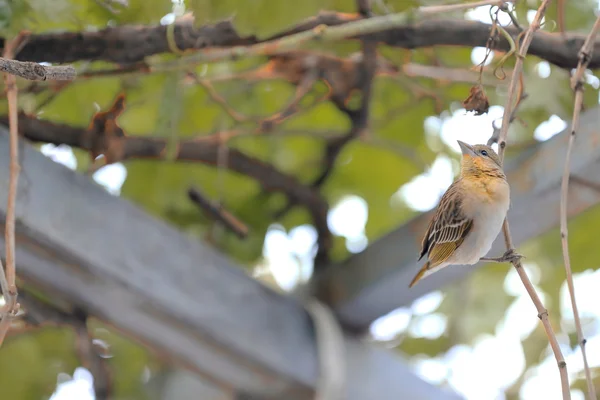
top-left (409, 261), bottom-right (431, 288)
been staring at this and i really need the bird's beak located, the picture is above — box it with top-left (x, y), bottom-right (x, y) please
top-left (457, 140), bottom-right (476, 156)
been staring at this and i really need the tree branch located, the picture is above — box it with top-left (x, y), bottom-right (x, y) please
top-left (272, 40), bottom-right (378, 268)
top-left (73, 311), bottom-right (113, 400)
top-left (0, 35), bottom-right (24, 348)
top-left (188, 187), bottom-right (249, 239)
top-left (559, 15), bottom-right (600, 400)
top-left (18, 292), bottom-right (113, 399)
top-left (0, 58), bottom-right (75, 81)
top-left (493, 1), bottom-right (571, 398)
top-left (4, 114), bottom-right (332, 263)
top-left (3, 11), bottom-right (600, 70)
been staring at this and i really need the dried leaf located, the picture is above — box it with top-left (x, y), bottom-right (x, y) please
top-left (462, 84), bottom-right (489, 116)
top-left (86, 93), bottom-right (126, 164)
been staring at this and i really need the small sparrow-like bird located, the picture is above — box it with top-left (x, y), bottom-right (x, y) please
top-left (409, 140), bottom-right (521, 288)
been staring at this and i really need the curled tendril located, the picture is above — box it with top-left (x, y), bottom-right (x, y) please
top-left (539, 18), bottom-right (557, 32)
top-left (498, 3), bottom-right (522, 31)
top-left (166, 22), bottom-right (186, 55)
top-left (493, 24), bottom-right (517, 80)
top-left (489, 4), bottom-right (500, 21)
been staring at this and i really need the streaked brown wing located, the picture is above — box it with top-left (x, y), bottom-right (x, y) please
top-left (419, 181), bottom-right (473, 267)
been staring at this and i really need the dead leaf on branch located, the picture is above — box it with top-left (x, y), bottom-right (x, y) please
top-left (85, 93), bottom-right (126, 165)
top-left (462, 84), bottom-right (489, 116)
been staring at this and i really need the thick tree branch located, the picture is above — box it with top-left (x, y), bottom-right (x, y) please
top-left (5, 12), bottom-right (600, 70)
top-left (10, 19), bottom-right (256, 64)
top-left (2, 114), bottom-right (332, 261)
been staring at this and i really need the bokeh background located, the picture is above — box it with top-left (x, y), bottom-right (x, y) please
top-left (0, 0), bottom-right (599, 399)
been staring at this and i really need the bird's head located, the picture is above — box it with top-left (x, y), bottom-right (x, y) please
top-left (457, 140), bottom-right (505, 178)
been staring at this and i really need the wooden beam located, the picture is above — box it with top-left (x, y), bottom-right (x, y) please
top-left (0, 127), bottom-right (461, 399)
top-left (313, 106), bottom-right (600, 331)
top-left (147, 368), bottom-right (232, 400)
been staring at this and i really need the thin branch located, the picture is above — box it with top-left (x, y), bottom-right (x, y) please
top-left (73, 312), bottom-right (113, 400)
top-left (0, 58), bottom-right (76, 81)
top-left (556, 0), bottom-right (566, 35)
top-left (559, 15), bottom-right (600, 400)
top-left (193, 76), bottom-right (252, 123)
top-left (18, 290), bottom-right (79, 327)
top-left (159, 1), bottom-right (509, 68)
top-left (356, 0), bottom-right (373, 17)
top-left (272, 41), bottom-right (378, 265)
top-left (0, 35), bottom-right (24, 347)
top-left (188, 187), bottom-right (249, 239)
top-left (418, 0), bottom-right (507, 14)
top-left (493, 1), bottom-right (571, 399)
top-left (570, 175), bottom-right (600, 194)
top-left (403, 63), bottom-right (510, 86)
top-left (17, 291), bottom-right (113, 398)
top-left (315, 45), bottom-right (376, 191)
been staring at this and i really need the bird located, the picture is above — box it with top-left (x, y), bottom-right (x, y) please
top-left (408, 140), bottom-right (522, 288)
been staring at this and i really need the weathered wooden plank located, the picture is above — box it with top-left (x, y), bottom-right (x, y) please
top-left (313, 106), bottom-right (600, 330)
top-left (0, 126), bottom-right (461, 399)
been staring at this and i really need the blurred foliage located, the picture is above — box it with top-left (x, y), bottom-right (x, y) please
top-left (0, 0), bottom-right (599, 399)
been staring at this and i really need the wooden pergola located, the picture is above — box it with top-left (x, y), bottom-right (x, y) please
top-left (2, 102), bottom-right (599, 398)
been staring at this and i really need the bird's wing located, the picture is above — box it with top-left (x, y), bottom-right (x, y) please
top-left (418, 181), bottom-right (473, 269)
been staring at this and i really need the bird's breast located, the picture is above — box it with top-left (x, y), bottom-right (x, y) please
top-left (456, 180), bottom-right (510, 265)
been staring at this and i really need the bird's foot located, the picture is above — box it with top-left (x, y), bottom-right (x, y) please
top-left (480, 248), bottom-right (524, 264)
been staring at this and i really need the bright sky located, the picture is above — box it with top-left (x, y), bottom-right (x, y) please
top-left (39, 3), bottom-right (600, 400)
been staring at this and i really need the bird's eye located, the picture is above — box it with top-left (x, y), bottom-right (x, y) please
top-left (480, 150), bottom-right (488, 156)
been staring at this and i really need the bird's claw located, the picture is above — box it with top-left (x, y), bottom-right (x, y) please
top-left (480, 248), bottom-right (524, 264)
top-left (500, 248), bottom-right (525, 263)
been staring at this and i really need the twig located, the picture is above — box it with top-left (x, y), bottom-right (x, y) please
top-left (492, 1), bottom-right (571, 399)
top-left (356, 0), bottom-right (373, 17)
top-left (0, 36), bottom-right (25, 347)
top-left (193, 76), bottom-right (252, 123)
top-left (418, 0), bottom-right (507, 15)
top-left (73, 311), bottom-right (113, 400)
top-left (403, 63), bottom-right (510, 86)
top-left (272, 40), bottom-right (378, 266)
top-left (499, 3), bottom-right (522, 32)
top-left (17, 291), bottom-right (113, 398)
top-left (0, 58), bottom-right (75, 81)
top-left (18, 290), bottom-right (79, 327)
top-left (559, 15), bottom-right (600, 400)
top-left (570, 175), bottom-right (600, 194)
top-left (556, 0), bottom-right (566, 35)
top-left (188, 187), bottom-right (249, 239)
top-left (260, 71), bottom-right (320, 131)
